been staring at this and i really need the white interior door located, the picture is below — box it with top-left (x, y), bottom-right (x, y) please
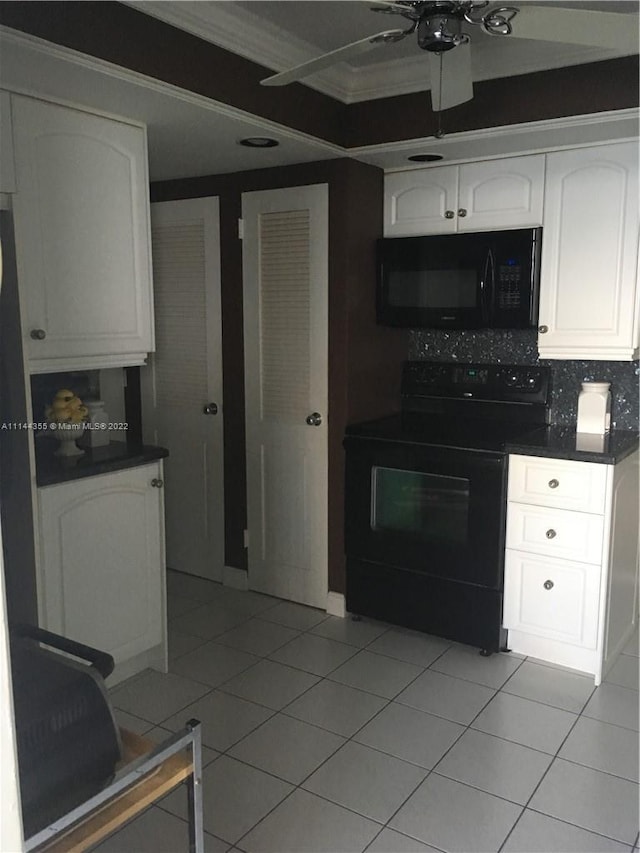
top-left (242, 184), bottom-right (328, 609)
top-left (141, 198), bottom-right (224, 581)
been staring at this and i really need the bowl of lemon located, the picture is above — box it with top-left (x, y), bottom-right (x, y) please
top-left (46, 390), bottom-right (89, 457)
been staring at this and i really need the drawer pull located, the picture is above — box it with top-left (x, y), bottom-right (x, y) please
top-left (545, 529), bottom-right (557, 539)
top-left (548, 478), bottom-right (559, 489)
top-left (543, 579), bottom-right (554, 590)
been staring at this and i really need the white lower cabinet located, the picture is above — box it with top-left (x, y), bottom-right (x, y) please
top-left (37, 463), bottom-right (167, 684)
top-left (504, 452), bottom-right (639, 684)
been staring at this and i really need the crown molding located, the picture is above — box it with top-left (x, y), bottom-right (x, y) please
top-left (345, 43), bottom-right (627, 103)
top-left (0, 26), bottom-right (344, 154)
top-left (125, 1), bottom-right (634, 105)
top-left (124, 0), bottom-right (353, 101)
top-left (350, 108), bottom-right (640, 170)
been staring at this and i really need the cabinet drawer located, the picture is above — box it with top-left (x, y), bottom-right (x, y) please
top-left (506, 503), bottom-right (605, 565)
top-left (508, 455), bottom-right (608, 513)
top-left (503, 549), bottom-right (601, 648)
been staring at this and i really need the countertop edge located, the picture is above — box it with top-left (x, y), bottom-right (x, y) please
top-left (36, 443), bottom-right (169, 487)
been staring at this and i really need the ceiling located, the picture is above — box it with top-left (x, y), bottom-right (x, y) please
top-left (129, 1), bottom-right (640, 102)
top-left (0, 2), bottom-right (638, 181)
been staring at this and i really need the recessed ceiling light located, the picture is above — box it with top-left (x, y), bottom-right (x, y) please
top-left (408, 154), bottom-right (444, 162)
top-left (238, 137), bottom-right (279, 148)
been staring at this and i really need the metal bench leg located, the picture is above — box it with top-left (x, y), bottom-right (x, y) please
top-left (186, 721), bottom-right (204, 853)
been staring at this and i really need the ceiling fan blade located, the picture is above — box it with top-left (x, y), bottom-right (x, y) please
top-left (260, 29), bottom-right (407, 86)
top-left (428, 42), bottom-right (473, 112)
top-left (368, 1), bottom-right (422, 18)
top-left (509, 6), bottom-right (639, 53)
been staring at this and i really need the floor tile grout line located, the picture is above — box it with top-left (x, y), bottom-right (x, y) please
top-left (161, 576), bottom-right (638, 850)
top-left (496, 677), bottom-right (628, 853)
top-left (524, 805), bottom-right (640, 847)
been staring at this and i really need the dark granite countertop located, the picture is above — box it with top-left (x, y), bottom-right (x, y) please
top-left (505, 426), bottom-right (639, 465)
top-left (36, 438), bottom-right (169, 486)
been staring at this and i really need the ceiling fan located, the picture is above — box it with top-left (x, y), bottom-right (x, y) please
top-left (260, 1), bottom-right (639, 111)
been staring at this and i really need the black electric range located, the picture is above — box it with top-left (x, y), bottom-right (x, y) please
top-left (343, 362), bottom-right (551, 653)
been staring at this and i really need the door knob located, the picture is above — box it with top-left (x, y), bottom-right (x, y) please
top-left (203, 403), bottom-right (218, 415)
top-left (306, 412), bottom-right (322, 426)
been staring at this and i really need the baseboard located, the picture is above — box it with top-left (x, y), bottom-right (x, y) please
top-left (224, 565), bottom-right (249, 590)
top-left (326, 591), bottom-right (346, 618)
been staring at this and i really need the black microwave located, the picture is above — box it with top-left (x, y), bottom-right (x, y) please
top-left (377, 227), bottom-right (542, 329)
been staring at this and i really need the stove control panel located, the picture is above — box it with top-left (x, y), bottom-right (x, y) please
top-left (402, 362), bottom-right (550, 405)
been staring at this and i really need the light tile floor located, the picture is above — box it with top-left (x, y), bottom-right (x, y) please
top-left (101, 570), bottom-right (640, 853)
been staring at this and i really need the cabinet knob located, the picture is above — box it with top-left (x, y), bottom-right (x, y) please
top-left (151, 478), bottom-right (164, 488)
top-left (543, 579), bottom-right (554, 590)
top-left (30, 329), bottom-right (46, 340)
top-left (545, 528), bottom-right (557, 539)
top-left (203, 403), bottom-right (218, 415)
top-left (444, 210), bottom-right (455, 219)
top-left (538, 325), bottom-right (549, 334)
top-left (306, 412), bottom-right (322, 427)
top-left (458, 208), bottom-right (467, 217)
top-left (548, 478), bottom-right (559, 489)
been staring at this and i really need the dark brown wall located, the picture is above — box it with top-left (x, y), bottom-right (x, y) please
top-left (151, 159), bottom-right (407, 591)
top-left (1, 2), bottom-right (637, 148)
top-left (0, 1), bottom-right (347, 146)
top-left (345, 56), bottom-right (640, 146)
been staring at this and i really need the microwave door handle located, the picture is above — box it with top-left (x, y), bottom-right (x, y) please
top-left (480, 250), bottom-right (493, 324)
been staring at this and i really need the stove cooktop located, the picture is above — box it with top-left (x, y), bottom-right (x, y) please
top-left (345, 414), bottom-right (546, 454)
top-left (345, 362), bottom-right (552, 454)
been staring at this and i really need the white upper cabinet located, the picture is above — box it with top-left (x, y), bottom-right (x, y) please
top-left (384, 165), bottom-right (459, 235)
top-left (384, 155), bottom-right (544, 236)
top-left (11, 95), bottom-right (154, 372)
top-left (538, 142), bottom-right (639, 361)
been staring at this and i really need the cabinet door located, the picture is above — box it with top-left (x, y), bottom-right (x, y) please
top-left (457, 155), bottom-right (544, 231)
top-left (538, 143), bottom-right (639, 360)
top-left (504, 549), bottom-right (601, 648)
top-left (384, 167), bottom-right (458, 235)
top-left (12, 95), bottom-right (154, 371)
top-left (37, 465), bottom-right (164, 665)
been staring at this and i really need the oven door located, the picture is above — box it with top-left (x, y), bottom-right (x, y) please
top-left (344, 436), bottom-right (507, 589)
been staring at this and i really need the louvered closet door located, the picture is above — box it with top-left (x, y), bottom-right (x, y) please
top-left (242, 185), bottom-right (328, 608)
top-left (141, 198), bottom-right (224, 581)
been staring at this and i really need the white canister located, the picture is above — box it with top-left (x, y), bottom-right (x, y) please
top-left (576, 382), bottom-right (611, 435)
top-left (81, 400), bottom-right (111, 448)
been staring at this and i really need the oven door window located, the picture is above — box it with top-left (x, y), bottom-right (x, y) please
top-left (371, 466), bottom-right (470, 544)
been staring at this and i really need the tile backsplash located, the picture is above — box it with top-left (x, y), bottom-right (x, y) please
top-left (410, 329), bottom-right (640, 431)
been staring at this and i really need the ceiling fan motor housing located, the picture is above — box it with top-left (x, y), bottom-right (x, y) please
top-left (418, 14), bottom-right (465, 51)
